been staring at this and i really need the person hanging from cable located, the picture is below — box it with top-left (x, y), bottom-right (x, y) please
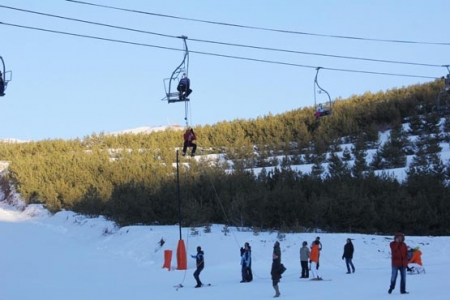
top-left (177, 73), bottom-right (192, 100)
top-left (0, 71), bottom-right (5, 96)
top-left (182, 128), bottom-right (197, 157)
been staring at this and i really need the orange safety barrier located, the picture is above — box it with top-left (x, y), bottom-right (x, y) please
top-left (177, 239), bottom-right (187, 270)
top-left (162, 250), bottom-right (172, 271)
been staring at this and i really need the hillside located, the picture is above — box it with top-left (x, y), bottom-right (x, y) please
top-left (0, 80), bottom-right (450, 234)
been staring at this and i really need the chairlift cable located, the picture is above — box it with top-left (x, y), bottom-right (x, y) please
top-left (0, 22), bottom-right (440, 80)
top-left (0, 5), bottom-right (445, 69)
top-left (65, 0), bottom-right (450, 46)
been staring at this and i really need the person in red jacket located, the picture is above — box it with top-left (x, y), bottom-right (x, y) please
top-left (182, 128), bottom-right (197, 157)
top-left (388, 232), bottom-right (409, 294)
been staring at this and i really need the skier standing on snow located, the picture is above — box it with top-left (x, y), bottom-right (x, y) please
top-left (300, 241), bottom-right (310, 278)
top-left (388, 232), bottom-right (409, 294)
top-left (310, 236), bottom-right (322, 269)
top-left (240, 242), bottom-right (252, 282)
top-left (342, 238), bottom-right (355, 274)
top-left (310, 240), bottom-right (321, 280)
top-left (270, 241), bottom-right (282, 298)
top-left (191, 246), bottom-right (204, 288)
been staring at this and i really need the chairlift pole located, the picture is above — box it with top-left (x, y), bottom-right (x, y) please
top-left (175, 149), bottom-right (187, 270)
top-left (176, 150), bottom-right (182, 240)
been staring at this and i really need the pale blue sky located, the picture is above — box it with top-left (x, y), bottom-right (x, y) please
top-left (0, 0), bottom-right (448, 140)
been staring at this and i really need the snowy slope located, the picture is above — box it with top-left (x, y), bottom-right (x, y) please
top-left (1, 202), bottom-right (449, 300)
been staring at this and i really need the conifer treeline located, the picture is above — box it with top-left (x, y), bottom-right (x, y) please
top-left (1, 79), bottom-right (450, 235)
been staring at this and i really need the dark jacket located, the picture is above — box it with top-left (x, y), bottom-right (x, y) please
top-left (192, 250), bottom-right (204, 269)
top-left (343, 241), bottom-right (354, 259)
top-left (271, 242), bottom-right (282, 281)
top-left (0, 76), bottom-right (4, 94)
top-left (390, 233), bottom-right (408, 267)
top-left (179, 77), bottom-right (190, 89)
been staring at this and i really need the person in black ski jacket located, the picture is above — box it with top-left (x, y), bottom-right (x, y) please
top-left (342, 238), bottom-right (355, 274)
top-left (271, 241), bottom-right (282, 298)
top-left (240, 242), bottom-right (253, 282)
top-left (191, 246), bottom-right (204, 288)
top-left (177, 73), bottom-right (192, 100)
top-left (0, 71), bottom-right (5, 96)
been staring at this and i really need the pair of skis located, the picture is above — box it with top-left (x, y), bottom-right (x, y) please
top-left (174, 283), bottom-right (212, 291)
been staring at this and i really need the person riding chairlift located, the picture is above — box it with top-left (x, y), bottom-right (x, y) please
top-left (315, 104), bottom-right (324, 119)
top-left (177, 73), bottom-right (192, 100)
top-left (0, 71), bottom-right (5, 96)
top-left (445, 74), bottom-right (450, 92)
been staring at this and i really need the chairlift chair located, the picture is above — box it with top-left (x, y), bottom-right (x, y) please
top-left (161, 36), bottom-right (190, 124)
top-left (436, 66), bottom-right (450, 115)
top-left (314, 67), bottom-right (332, 118)
top-left (0, 56), bottom-right (12, 97)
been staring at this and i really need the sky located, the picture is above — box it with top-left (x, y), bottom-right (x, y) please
top-left (0, 0), bottom-right (449, 141)
top-left (1, 201), bottom-right (449, 300)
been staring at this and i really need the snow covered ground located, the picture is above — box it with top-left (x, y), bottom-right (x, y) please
top-left (1, 202), bottom-right (449, 300)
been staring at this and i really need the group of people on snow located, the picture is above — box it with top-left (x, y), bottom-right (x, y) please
top-left (190, 232), bottom-right (423, 297)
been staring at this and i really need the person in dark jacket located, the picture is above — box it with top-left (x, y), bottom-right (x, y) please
top-left (182, 128), bottom-right (197, 157)
top-left (388, 232), bottom-right (409, 294)
top-left (342, 238), bottom-right (355, 274)
top-left (0, 71), bottom-right (5, 96)
top-left (240, 242), bottom-right (252, 282)
top-left (191, 246), bottom-right (204, 288)
top-left (270, 241), bottom-right (282, 298)
top-left (177, 73), bottom-right (192, 100)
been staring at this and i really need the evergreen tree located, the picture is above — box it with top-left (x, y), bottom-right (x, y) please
top-left (351, 146), bottom-right (370, 178)
top-left (408, 113), bottom-right (424, 135)
top-left (342, 147), bottom-right (352, 161)
top-left (327, 152), bottom-right (349, 179)
top-left (311, 155), bottom-right (326, 178)
top-left (370, 149), bottom-right (384, 170)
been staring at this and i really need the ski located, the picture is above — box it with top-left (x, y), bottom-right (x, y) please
top-left (309, 278), bottom-right (332, 281)
top-left (174, 283), bottom-right (212, 291)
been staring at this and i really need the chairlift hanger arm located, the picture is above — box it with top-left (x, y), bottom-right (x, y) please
top-left (314, 67), bottom-right (331, 103)
top-left (167, 36), bottom-right (189, 99)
